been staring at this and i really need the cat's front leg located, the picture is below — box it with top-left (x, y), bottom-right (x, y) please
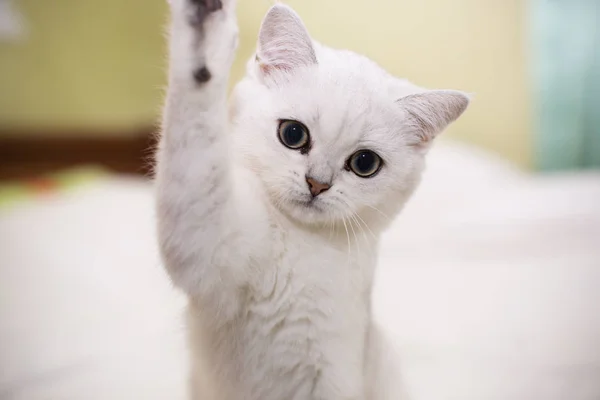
top-left (156, 0), bottom-right (241, 315)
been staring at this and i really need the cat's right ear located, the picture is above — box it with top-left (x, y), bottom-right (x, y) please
top-left (256, 4), bottom-right (317, 77)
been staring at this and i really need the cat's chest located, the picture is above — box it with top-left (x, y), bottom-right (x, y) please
top-left (236, 234), bottom-right (372, 393)
top-left (248, 229), bottom-right (374, 323)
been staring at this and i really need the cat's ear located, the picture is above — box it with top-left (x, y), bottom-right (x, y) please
top-left (256, 4), bottom-right (317, 76)
top-left (397, 90), bottom-right (470, 146)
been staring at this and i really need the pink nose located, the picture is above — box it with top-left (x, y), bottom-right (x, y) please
top-left (306, 177), bottom-right (331, 197)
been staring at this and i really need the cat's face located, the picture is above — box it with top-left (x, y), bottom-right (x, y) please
top-left (233, 68), bottom-right (426, 227)
top-left (231, 5), bottom-right (468, 228)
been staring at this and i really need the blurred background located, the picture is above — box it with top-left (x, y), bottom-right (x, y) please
top-left (0, 1), bottom-right (599, 399)
top-left (2, 0), bottom-right (598, 179)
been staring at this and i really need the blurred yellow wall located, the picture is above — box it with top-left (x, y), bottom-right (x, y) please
top-left (0, 0), bottom-right (531, 167)
top-left (0, 0), bottom-right (167, 134)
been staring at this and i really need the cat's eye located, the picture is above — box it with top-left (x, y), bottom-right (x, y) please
top-left (347, 150), bottom-right (382, 178)
top-left (278, 120), bottom-right (310, 151)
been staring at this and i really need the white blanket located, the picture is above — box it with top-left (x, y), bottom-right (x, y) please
top-left (1, 143), bottom-right (599, 400)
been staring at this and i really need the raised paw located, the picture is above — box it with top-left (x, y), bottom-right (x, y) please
top-left (168, 0), bottom-right (237, 85)
top-left (188, 0), bottom-right (222, 27)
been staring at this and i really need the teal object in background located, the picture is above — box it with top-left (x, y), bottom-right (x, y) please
top-left (531, 0), bottom-right (600, 170)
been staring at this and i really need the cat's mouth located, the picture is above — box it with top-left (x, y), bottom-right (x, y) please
top-left (290, 197), bottom-right (323, 210)
top-left (284, 194), bottom-right (333, 219)
top-left (271, 190), bottom-right (333, 224)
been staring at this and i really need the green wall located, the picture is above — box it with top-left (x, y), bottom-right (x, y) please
top-left (531, 0), bottom-right (600, 170)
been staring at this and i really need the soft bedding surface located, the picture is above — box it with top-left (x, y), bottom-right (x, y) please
top-left (1, 142), bottom-right (599, 400)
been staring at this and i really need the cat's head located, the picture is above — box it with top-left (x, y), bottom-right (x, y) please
top-left (231, 4), bottom-right (469, 229)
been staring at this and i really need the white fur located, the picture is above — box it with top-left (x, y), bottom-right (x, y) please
top-left (156, 2), bottom-right (468, 399)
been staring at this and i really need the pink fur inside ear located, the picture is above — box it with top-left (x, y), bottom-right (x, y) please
top-left (257, 4), bottom-right (317, 75)
top-left (397, 90), bottom-right (470, 145)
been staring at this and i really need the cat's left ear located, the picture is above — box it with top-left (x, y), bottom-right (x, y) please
top-left (256, 4), bottom-right (317, 76)
top-left (397, 90), bottom-right (470, 146)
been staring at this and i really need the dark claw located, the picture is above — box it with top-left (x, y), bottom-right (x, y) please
top-left (193, 65), bottom-right (212, 83)
top-left (189, 0), bottom-right (222, 26)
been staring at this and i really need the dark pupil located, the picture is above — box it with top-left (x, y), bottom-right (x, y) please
top-left (355, 151), bottom-right (375, 172)
top-left (284, 124), bottom-right (304, 146)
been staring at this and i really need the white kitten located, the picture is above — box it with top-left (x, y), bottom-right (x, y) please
top-left (156, 1), bottom-right (468, 399)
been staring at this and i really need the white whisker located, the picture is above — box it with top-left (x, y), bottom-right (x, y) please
top-left (352, 212), bottom-right (377, 242)
top-left (341, 217), bottom-right (351, 263)
top-left (365, 204), bottom-right (391, 222)
top-left (347, 213), bottom-right (360, 259)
